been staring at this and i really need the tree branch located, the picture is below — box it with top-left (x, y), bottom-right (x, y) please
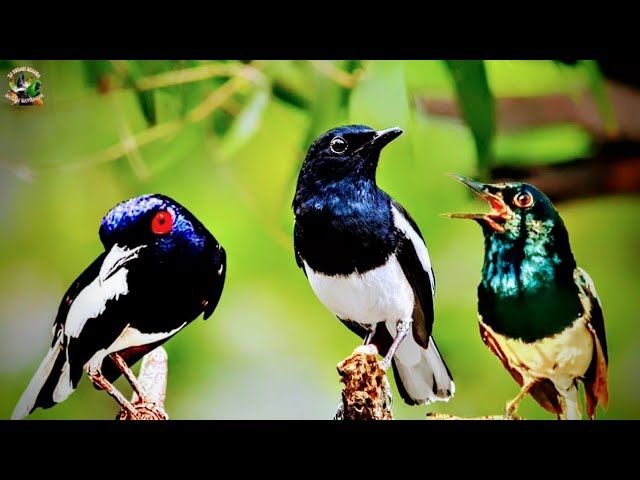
top-left (336, 345), bottom-right (392, 420)
top-left (336, 345), bottom-right (523, 420)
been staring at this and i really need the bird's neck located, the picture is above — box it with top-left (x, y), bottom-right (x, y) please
top-left (481, 227), bottom-right (576, 297)
top-left (294, 175), bottom-right (381, 215)
top-left (478, 225), bottom-right (581, 342)
top-left (293, 176), bottom-right (395, 275)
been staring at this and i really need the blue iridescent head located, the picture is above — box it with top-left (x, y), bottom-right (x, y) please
top-left (297, 125), bottom-right (403, 186)
top-left (99, 194), bottom-right (211, 255)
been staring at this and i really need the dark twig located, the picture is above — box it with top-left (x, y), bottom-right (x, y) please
top-left (116, 347), bottom-right (169, 420)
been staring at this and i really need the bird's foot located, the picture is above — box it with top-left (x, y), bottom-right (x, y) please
top-left (88, 370), bottom-right (138, 417)
top-left (110, 353), bottom-right (152, 404)
top-left (334, 400), bottom-right (345, 420)
top-left (117, 401), bottom-right (168, 420)
top-left (379, 357), bottom-right (391, 371)
top-left (503, 398), bottom-right (526, 420)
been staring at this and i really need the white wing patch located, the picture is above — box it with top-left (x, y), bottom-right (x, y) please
top-left (65, 267), bottom-right (130, 338)
top-left (391, 204), bottom-right (435, 293)
top-left (85, 323), bottom-right (187, 373)
top-left (575, 266), bottom-right (602, 307)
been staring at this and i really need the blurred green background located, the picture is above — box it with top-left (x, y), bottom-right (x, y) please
top-left (0, 60), bottom-right (637, 420)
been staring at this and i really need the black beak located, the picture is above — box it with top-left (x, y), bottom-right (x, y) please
top-left (442, 173), bottom-right (512, 233)
top-left (448, 173), bottom-right (488, 195)
top-left (355, 127), bottom-right (403, 154)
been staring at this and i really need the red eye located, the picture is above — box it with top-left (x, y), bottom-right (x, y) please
top-left (151, 210), bottom-right (174, 235)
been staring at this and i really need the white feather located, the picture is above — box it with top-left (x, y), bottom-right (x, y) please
top-left (390, 327), bottom-right (455, 404)
top-left (391, 204), bottom-right (435, 292)
top-left (303, 255), bottom-right (414, 326)
top-left (85, 323), bottom-right (186, 374)
top-left (11, 335), bottom-right (64, 420)
top-left (65, 268), bottom-right (129, 338)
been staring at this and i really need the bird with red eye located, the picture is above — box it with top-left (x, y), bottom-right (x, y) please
top-left (12, 194), bottom-right (226, 420)
top-left (444, 175), bottom-right (608, 420)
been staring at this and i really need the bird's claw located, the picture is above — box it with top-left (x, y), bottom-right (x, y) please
top-left (379, 357), bottom-right (391, 371)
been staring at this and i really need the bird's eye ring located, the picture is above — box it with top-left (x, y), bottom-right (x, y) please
top-left (329, 136), bottom-right (348, 154)
top-left (513, 191), bottom-right (534, 208)
top-left (151, 210), bottom-right (174, 235)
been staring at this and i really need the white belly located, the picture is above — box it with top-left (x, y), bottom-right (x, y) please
top-left (303, 255), bottom-right (414, 325)
top-left (482, 317), bottom-right (594, 388)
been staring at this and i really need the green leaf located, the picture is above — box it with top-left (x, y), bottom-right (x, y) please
top-left (444, 60), bottom-right (495, 180)
top-left (583, 60), bottom-right (618, 137)
top-left (218, 83), bottom-right (271, 161)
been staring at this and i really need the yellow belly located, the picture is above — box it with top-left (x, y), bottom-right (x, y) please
top-left (481, 317), bottom-right (594, 383)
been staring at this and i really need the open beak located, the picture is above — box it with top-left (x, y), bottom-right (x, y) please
top-left (355, 127), bottom-right (403, 154)
top-left (99, 244), bottom-right (146, 284)
top-left (442, 173), bottom-right (512, 233)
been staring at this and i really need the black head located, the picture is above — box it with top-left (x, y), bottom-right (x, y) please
top-left (297, 125), bottom-right (403, 187)
top-left (98, 194), bottom-right (216, 267)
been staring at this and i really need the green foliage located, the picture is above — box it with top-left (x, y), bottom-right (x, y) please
top-left (0, 60), bottom-right (637, 420)
top-left (444, 60), bottom-right (496, 180)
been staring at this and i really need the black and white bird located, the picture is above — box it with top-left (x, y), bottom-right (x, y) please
top-left (12, 194), bottom-right (226, 419)
top-left (292, 125), bottom-right (454, 407)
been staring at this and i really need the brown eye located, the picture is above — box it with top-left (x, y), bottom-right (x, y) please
top-left (329, 136), bottom-right (348, 154)
top-left (513, 191), bottom-right (534, 208)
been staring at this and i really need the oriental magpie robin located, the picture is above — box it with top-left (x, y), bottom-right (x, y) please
top-left (292, 125), bottom-right (455, 407)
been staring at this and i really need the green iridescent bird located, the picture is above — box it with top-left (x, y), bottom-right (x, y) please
top-left (444, 174), bottom-right (609, 420)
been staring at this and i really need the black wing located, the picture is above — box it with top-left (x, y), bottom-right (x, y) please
top-left (390, 199), bottom-right (435, 349)
top-left (204, 244), bottom-right (227, 320)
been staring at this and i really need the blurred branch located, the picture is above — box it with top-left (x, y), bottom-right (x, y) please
top-left (134, 63), bottom-right (244, 91)
top-left (492, 142), bottom-right (640, 203)
top-left (335, 345), bottom-right (393, 420)
top-left (310, 60), bottom-right (364, 88)
top-left (34, 68), bottom-right (265, 177)
top-left (117, 347), bottom-right (169, 421)
top-left (417, 80), bottom-right (640, 142)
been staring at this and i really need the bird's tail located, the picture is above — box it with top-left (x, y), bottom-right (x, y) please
top-left (391, 335), bottom-right (455, 405)
top-left (11, 335), bottom-right (75, 420)
top-left (558, 384), bottom-right (583, 420)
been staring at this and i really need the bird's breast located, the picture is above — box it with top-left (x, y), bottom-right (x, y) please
top-left (294, 203), bottom-right (395, 275)
top-left (480, 316), bottom-right (594, 383)
top-left (303, 255), bottom-right (414, 325)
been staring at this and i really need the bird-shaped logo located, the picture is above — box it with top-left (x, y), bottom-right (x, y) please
top-left (12, 194), bottom-right (226, 419)
top-left (444, 174), bottom-right (608, 420)
top-left (293, 125), bottom-right (455, 413)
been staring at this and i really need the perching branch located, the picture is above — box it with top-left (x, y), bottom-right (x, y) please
top-left (116, 347), bottom-right (169, 420)
top-left (426, 412), bottom-right (522, 420)
top-left (335, 345), bottom-right (393, 420)
top-left (336, 345), bottom-right (523, 420)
